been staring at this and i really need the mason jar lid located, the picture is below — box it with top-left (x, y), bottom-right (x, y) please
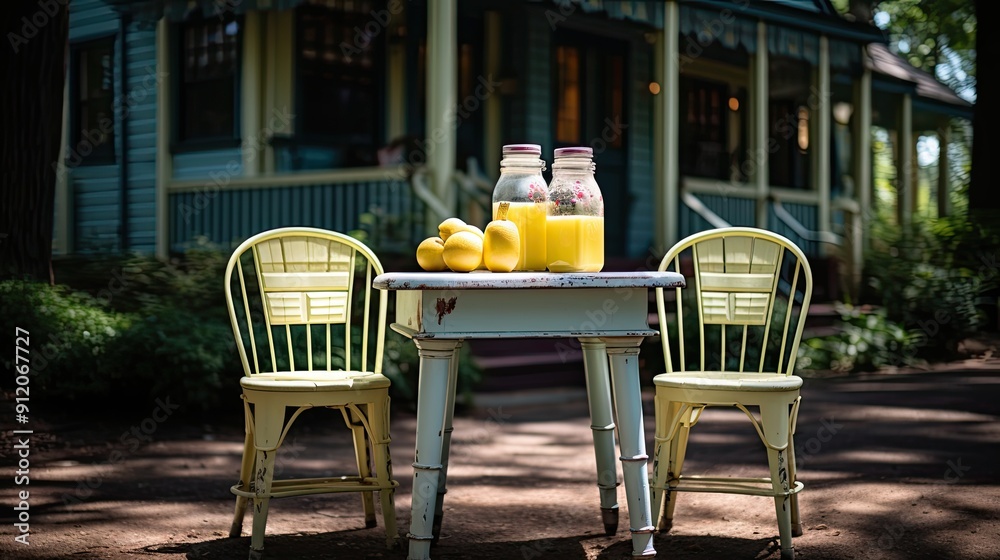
top-left (554, 146), bottom-right (593, 158)
top-left (503, 144), bottom-right (542, 156)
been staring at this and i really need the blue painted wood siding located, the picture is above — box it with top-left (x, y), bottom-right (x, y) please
top-left (65, 0), bottom-right (158, 254)
top-left (627, 42), bottom-right (654, 257)
top-left (169, 179), bottom-right (426, 255)
top-left (67, 0), bottom-right (121, 253)
top-left (122, 19), bottom-right (159, 253)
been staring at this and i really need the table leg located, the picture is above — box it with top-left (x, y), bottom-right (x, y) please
top-left (432, 341), bottom-right (462, 542)
top-left (603, 336), bottom-right (656, 557)
top-left (579, 337), bottom-right (620, 536)
top-left (408, 338), bottom-right (461, 560)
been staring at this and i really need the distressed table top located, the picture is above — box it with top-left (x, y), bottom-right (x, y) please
top-left (373, 271), bottom-right (686, 291)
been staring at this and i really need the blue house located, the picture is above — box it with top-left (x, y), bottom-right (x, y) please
top-left (56, 0), bottom-right (973, 302)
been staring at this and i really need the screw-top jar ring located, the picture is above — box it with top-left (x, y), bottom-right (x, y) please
top-left (503, 144), bottom-right (542, 155)
top-left (554, 146), bottom-right (593, 158)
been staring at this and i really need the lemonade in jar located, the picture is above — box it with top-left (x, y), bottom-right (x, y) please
top-left (546, 147), bottom-right (604, 272)
top-left (491, 144), bottom-right (549, 271)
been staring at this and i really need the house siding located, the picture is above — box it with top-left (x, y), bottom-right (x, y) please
top-left (123, 20), bottom-right (159, 253)
top-left (169, 179), bottom-right (426, 255)
top-left (627, 42), bottom-right (654, 257)
top-left (69, 0), bottom-right (118, 41)
top-left (67, 0), bottom-right (121, 253)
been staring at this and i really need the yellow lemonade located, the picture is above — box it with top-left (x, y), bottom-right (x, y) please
top-left (546, 215), bottom-right (604, 272)
top-left (493, 201), bottom-right (547, 271)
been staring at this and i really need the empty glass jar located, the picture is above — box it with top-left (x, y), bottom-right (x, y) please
top-left (545, 146), bottom-right (604, 272)
top-left (491, 144), bottom-right (549, 271)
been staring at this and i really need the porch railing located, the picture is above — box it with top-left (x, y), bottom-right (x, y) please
top-left (168, 169), bottom-right (427, 256)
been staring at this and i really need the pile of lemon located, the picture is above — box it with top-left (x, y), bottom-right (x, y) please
top-left (416, 204), bottom-right (520, 273)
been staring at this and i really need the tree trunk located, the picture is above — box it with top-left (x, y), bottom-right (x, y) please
top-left (969, 0), bottom-right (997, 213)
top-left (0, 0), bottom-right (68, 283)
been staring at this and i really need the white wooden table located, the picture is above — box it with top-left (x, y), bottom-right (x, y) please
top-left (372, 271), bottom-right (686, 560)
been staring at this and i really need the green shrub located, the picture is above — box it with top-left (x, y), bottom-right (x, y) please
top-left (6, 246), bottom-right (485, 415)
top-left (863, 216), bottom-right (991, 361)
top-left (798, 304), bottom-right (921, 373)
top-left (111, 304), bottom-right (238, 411)
top-left (0, 280), bottom-right (134, 403)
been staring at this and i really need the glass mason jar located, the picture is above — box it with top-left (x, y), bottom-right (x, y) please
top-left (546, 146), bottom-right (604, 272)
top-left (491, 144), bottom-right (549, 271)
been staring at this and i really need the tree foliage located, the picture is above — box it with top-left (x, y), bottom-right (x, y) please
top-left (872, 0), bottom-right (976, 102)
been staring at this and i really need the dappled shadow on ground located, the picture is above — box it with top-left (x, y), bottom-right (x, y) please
top-left (9, 366), bottom-right (1000, 559)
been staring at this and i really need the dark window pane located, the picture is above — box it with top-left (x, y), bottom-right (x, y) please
top-left (295, 1), bottom-right (382, 167)
top-left (679, 77), bottom-right (729, 180)
top-left (74, 38), bottom-right (116, 163)
top-left (178, 15), bottom-right (241, 142)
top-left (554, 45), bottom-right (581, 144)
top-left (768, 56), bottom-right (812, 189)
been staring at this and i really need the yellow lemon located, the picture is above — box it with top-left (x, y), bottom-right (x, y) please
top-left (415, 237), bottom-right (447, 271)
top-left (460, 224), bottom-right (488, 269)
top-left (442, 231), bottom-right (483, 272)
top-left (438, 217), bottom-right (467, 241)
top-left (484, 219), bottom-right (520, 272)
top-left (460, 224), bottom-right (484, 239)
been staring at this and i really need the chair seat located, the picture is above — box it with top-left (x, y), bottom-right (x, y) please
top-left (652, 371), bottom-right (803, 392)
top-left (241, 371), bottom-right (391, 392)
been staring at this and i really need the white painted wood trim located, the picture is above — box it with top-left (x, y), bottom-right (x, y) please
top-left (241, 11), bottom-right (262, 177)
top-left (899, 93), bottom-right (913, 227)
top-left (753, 21), bottom-right (769, 228)
top-left (426, 0), bottom-right (457, 203)
top-left (816, 35), bottom-right (831, 256)
top-left (937, 123), bottom-right (950, 217)
top-left (655, 0), bottom-right (680, 253)
top-left (855, 61), bottom-right (872, 251)
top-left (685, 178), bottom-right (820, 206)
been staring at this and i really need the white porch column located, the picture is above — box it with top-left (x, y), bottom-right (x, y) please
top-left (241, 11), bottom-right (262, 177)
top-left (654, 0), bottom-right (679, 252)
top-left (155, 18), bottom-right (171, 260)
top-left (898, 93), bottom-right (913, 227)
top-left (426, 0), bottom-right (457, 213)
top-left (753, 21), bottom-right (769, 228)
top-left (854, 61), bottom-right (872, 252)
top-left (816, 36), bottom-right (831, 256)
top-left (937, 122), bottom-right (950, 217)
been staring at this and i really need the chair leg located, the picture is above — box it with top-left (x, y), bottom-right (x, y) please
top-left (347, 407), bottom-right (377, 529)
top-left (368, 396), bottom-right (398, 548)
top-left (788, 430), bottom-right (803, 537)
top-left (250, 447), bottom-right (278, 558)
top-left (766, 446), bottom-right (795, 559)
top-left (650, 397), bottom-right (681, 533)
top-left (662, 421), bottom-right (692, 532)
top-left (650, 397), bottom-right (690, 533)
top-left (248, 402), bottom-right (285, 559)
top-left (230, 428), bottom-right (256, 538)
top-left (761, 402), bottom-right (795, 560)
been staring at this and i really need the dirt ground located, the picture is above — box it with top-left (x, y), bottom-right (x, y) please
top-left (3, 354), bottom-right (1000, 560)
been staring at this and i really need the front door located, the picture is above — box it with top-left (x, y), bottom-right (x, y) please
top-left (552, 31), bottom-right (630, 259)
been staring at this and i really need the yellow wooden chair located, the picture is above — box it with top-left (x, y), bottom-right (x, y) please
top-left (649, 227), bottom-right (813, 560)
top-left (224, 227), bottom-right (398, 558)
